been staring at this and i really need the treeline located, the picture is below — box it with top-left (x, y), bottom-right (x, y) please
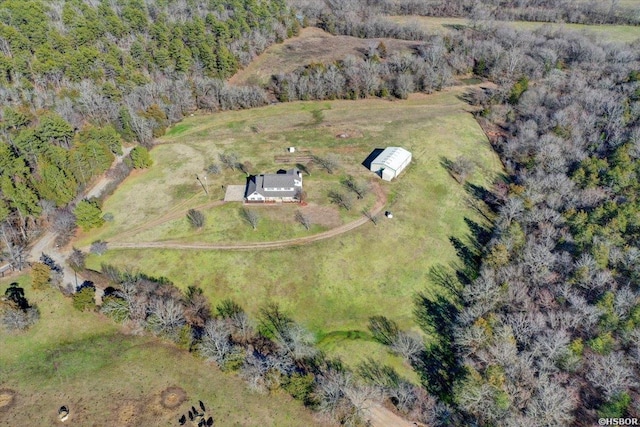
top-left (0, 0), bottom-right (296, 269)
top-left (271, 13), bottom-right (632, 103)
top-left (270, 41), bottom-right (453, 102)
top-left (97, 265), bottom-right (445, 425)
top-left (290, 0), bottom-right (640, 26)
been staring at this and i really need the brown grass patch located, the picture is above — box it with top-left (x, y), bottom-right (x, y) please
top-left (116, 400), bottom-right (141, 426)
top-left (302, 203), bottom-right (342, 228)
top-left (0, 389), bottom-right (16, 411)
top-left (230, 27), bottom-right (418, 86)
top-left (160, 386), bottom-right (187, 409)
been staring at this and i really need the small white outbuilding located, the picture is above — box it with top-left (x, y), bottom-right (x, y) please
top-left (370, 147), bottom-right (412, 181)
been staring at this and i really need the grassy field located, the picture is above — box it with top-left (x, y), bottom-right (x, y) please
top-left (80, 88), bottom-right (502, 375)
top-left (0, 275), bottom-right (323, 427)
top-left (389, 15), bottom-right (640, 43)
top-left (229, 27), bottom-right (419, 86)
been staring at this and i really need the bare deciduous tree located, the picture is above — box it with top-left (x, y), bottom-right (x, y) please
top-left (362, 209), bottom-right (378, 225)
top-left (446, 156), bottom-right (475, 184)
top-left (390, 331), bottom-right (424, 363)
top-left (586, 352), bottom-right (637, 400)
top-left (147, 298), bottom-right (186, 338)
top-left (328, 190), bottom-right (353, 211)
top-left (219, 153), bottom-right (239, 170)
top-left (313, 154), bottom-right (339, 174)
top-left (199, 318), bottom-right (234, 367)
top-left (90, 240), bottom-right (108, 255)
top-left (241, 208), bottom-right (259, 230)
top-left (1, 306), bottom-right (39, 331)
top-left (343, 175), bottom-right (369, 199)
top-left (295, 210), bottom-right (311, 230)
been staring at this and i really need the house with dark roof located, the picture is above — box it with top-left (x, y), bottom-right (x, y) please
top-left (245, 168), bottom-right (303, 203)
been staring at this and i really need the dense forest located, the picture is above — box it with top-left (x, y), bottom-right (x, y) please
top-left (0, 0), bottom-right (298, 269)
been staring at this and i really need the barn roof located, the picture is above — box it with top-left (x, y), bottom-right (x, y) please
top-left (371, 147), bottom-right (411, 171)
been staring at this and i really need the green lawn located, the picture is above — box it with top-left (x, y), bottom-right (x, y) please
top-left (0, 276), bottom-right (322, 427)
top-left (81, 89), bottom-right (502, 372)
top-left (389, 15), bottom-right (640, 43)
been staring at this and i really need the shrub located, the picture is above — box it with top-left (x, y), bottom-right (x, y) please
top-left (31, 262), bottom-right (51, 290)
top-left (90, 240), bottom-right (108, 255)
top-left (74, 200), bottom-right (105, 231)
top-left (1, 306), bottom-right (40, 331)
top-left (186, 209), bottom-right (205, 229)
top-left (72, 286), bottom-right (96, 312)
top-left (129, 146), bottom-right (152, 168)
top-left (283, 373), bottom-right (316, 404)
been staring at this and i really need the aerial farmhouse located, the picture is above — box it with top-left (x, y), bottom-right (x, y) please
top-left (245, 168), bottom-right (303, 203)
top-left (369, 147), bottom-right (412, 181)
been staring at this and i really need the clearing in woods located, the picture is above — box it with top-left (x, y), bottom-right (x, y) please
top-left (0, 275), bottom-right (322, 427)
top-left (81, 87), bottom-right (502, 376)
top-left (229, 26), bottom-right (419, 86)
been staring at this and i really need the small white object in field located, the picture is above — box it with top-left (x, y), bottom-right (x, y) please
top-left (58, 406), bottom-right (70, 422)
top-left (385, 211), bottom-right (393, 219)
top-left (288, 147), bottom-right (295, 153)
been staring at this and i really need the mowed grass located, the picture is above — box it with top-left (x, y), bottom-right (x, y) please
top-left (389, 15), bottom-right (640, 43)
top-left (0, 276), bottom-right (323, 427)
top-left (229, 27), bottom-right (419, 86)
top-left (82, 88), bottom-right (502, 373)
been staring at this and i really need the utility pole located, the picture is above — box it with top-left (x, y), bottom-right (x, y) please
top-left (196, 174), bottom-right (208, 196)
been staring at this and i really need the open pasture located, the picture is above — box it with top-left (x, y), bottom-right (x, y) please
top-left (388, 15), bottom-right (640, 43)
top-left (0, 276), bottom-right (319, 427)
top-left (83, 88), bottom-right (502, 371)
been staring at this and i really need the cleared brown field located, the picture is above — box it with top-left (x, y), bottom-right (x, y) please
top-left (229, 27), bottom-right (419, 86)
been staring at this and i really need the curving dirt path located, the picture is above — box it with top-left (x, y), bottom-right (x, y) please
top-left (27, 147), bottom-right (134, 288)
top-left (107, 183), bottom-right (386, 251)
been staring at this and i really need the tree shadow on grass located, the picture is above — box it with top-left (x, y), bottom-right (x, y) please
top-left (411, 208), bottom-right (498, 402)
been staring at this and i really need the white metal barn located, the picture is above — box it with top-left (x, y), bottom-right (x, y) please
top-left (370, 147), bottom-right (412, 181)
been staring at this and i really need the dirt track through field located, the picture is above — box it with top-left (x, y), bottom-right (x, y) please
top-left (107, 183), bottom-right (386, 251)
top-left (109, 198), bottom-right (226, 243)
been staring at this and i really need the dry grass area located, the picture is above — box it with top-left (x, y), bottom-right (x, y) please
top-left (388, 15), bottom-right (640, 43)
top-left (229, 27), bottom-right (419, 86)
top-left (0, 276), bottom-right (323, 427)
